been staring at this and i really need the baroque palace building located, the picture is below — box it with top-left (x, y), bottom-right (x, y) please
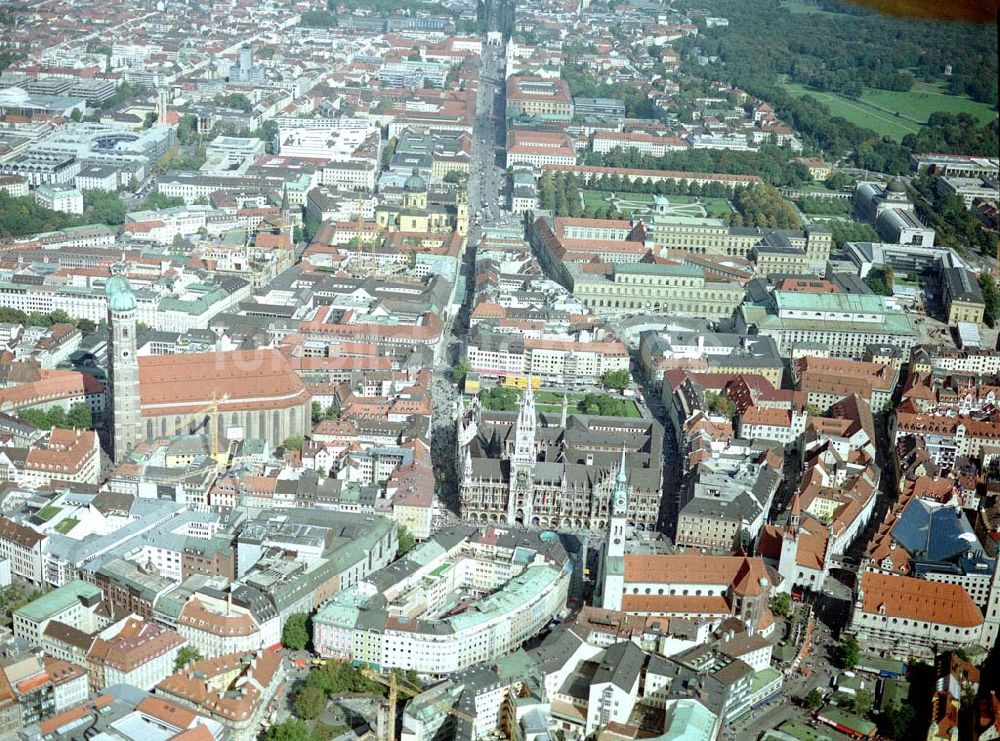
top-left (455, 385), bottom-right (664, 532)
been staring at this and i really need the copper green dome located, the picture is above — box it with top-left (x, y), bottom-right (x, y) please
top-left (106, 274), bottom-right (136, 312)
top-left (404, 168), bottom-right (426, 193)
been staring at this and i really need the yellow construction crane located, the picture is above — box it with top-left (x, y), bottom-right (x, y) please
top-left (360, 668), bottom-right (476, 741)
top-left (164, 392), bottom-right (230, 463)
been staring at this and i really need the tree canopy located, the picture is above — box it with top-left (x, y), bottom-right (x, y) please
top-left (601, 369), bottom-right (631, 391)
top-left (292, 686), bottom-right (326, 720)
top-left (730, 183), bottom-right (800, 228)
top-left (863, 267), bottom-right (894, 296)
top-left (18, 403), bottom-right (94, 431)
top-left (980, 273), bottom-right (1000, 327)
top-left (83, 190), bottom-right (127, 225)
top-left (0, 193), bottom-right (83, 239)
top-left (174, 645), bottom-right (203, 671)
top-left (397, 525), bottom-right (416, 556)
top-left (282, 613), bottom-right (311, 650)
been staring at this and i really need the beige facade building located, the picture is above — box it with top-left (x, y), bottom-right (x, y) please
top-left (942, 267), bottom-right (985, 325)
top-left (566, 261), bottom-right (745, 320)
top-left (506, 77), bottom-right (573, 121)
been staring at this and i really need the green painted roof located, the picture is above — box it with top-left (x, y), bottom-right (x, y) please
top-left (448, 565), bottom-right (559, 632)
top-left (106, 274), bottom-right (137, 312)
top-left (616, 262), bottom-right (703, 278)
top-left (14, 580), bottom-right (102, 623)
top-left (817, 706), bottom-right (876, 736)
top-left (749, 666), bottom-right (782, 692)
top-left (656, 698), bottom-right (718, 741)
top-left (158, 287), bottom-right (228, 315)
top-left (763, 721), bottom-right (832, 741)
top-left (774, 290), bottom-right (893, 313)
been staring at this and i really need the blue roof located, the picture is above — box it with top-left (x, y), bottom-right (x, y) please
top-left (892, 499), bottom-right (983, 565)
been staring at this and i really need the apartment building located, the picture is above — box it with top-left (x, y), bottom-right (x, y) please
top-left (737, 406), bottom-right (808, 446)
top-left (0, 517), bottom-right (46, 584)
top-left (1, 428), bottom-right (101, 488)
top-left (13, 580), bottom-right (104, 644)
top-left (157, 650), bottom-right (284, 741)
top-left (88, 616), bottom-right (185, 691)
top-left (676, 447), bottom-right (782, 551)
top-left (592, 131), bottom-right (687, 157)
top-left (465, 327), bottom-right (630, 384)
top-left (34, 185), bottom-right (83, 215)
top-left (794, 356), bottom-right (898, 412)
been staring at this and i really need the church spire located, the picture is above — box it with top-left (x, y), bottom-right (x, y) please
top-left (611, 442), bottom-right (628, 515)
top-left (513, 378), bottom-right (536, 464)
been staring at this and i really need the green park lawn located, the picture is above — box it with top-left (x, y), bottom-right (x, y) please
top-left (781, 0), bottom-right (844, 15)
top-left (482, 388), bottom-right (641, 418)
top-left (780, 79), bottom-right (997, 142)
top-left (862, 82), bottom-right (997, 125)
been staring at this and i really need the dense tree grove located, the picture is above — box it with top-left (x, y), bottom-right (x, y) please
top-left (686, 0), bottom-right (996, 104)
top-left (678, 0), bottom-right (998, 171)
top-left (798, 196), bottom-right (851, 215)
top-left (0, 193), bottom-right (83, 239)
top-left (83, 190), bottom-right (127, 225)
top-left (829, 221), bottom-right (879, 249)
top-left (730, 183), bottom-right (800, 228)
top-left (863, 267), bottom-right (894, 296)
top-left (563, 61), bottom-right (660, 119)
top-left (910, 174), bottom-right (997, 256)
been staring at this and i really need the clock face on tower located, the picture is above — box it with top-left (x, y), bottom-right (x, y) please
top-left (517, 469), bottom-right (529, 487)
top-left (615, 495), bottom-right (626, 511)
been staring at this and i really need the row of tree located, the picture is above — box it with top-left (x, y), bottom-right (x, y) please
top-left (0, 307), bottom-right (96, 333)
top-left (580, 144), bottom-right (813, 188)
top-left (538, 171), bottom-right (584, 217)
top-left (584, 171), bottom-right (741, 199)
top-left (979, 274), bottom-right (1000, 328)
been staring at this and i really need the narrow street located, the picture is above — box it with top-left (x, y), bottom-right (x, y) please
top-left (429, 0), bottom-right (508, 525)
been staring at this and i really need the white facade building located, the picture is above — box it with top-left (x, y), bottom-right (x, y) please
top-left (35, 185), bottom-right (84, 215)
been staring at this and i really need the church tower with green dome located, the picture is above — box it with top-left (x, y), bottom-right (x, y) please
top-left (106, 269), bottom-right (142, 463)
top-left (402, 168), bottom-right (428, 210)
